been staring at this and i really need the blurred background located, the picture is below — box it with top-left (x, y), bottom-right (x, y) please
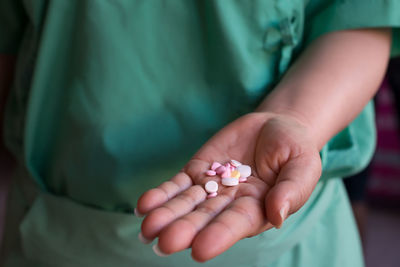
top-left (0, 57), bottom-right (399, 267)
top-left (344, 56), bottom-right (400, 267)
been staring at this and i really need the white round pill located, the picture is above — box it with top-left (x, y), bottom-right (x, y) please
top-left (205, 181), bottom-right (219, 193)
top-left (221, 177), bottom-right (239, 186)
top-left (236, 165), bottom-right (251, 178)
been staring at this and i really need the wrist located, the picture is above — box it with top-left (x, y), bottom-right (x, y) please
top-left (255, 104), bottom-right (324, 151)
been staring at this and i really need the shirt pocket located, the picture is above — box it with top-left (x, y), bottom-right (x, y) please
top-left (263, 0), bottom-right (305, 76)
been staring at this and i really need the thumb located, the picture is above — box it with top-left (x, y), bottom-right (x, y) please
top-left (265, 152), bottom-right (322, 228)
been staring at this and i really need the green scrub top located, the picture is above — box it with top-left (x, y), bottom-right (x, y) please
top-left (0, 0), bottom-right (399, 266)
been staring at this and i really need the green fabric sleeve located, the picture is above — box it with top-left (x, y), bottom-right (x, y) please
top-left (305, 0), bottom-right (400, 56)
top-left (319, 102), bottom-right (376, 180)
top-left (0, 0), bottom-right (27, 54)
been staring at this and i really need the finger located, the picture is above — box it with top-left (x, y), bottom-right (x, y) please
top-left (184, 159), bottom-right (218, 184)
top-left (157, 194), bottom-right (233, 254)
top-left (136, 172), bottom-right (193, 215)
top-left (137, 159), bottom-right (212, 215)
top-left (265, 152), bottom-right (322, 228)
top-left (191, 196), bottom-right (266, 262)
top-left (141, 185), bottom-right (207, 240)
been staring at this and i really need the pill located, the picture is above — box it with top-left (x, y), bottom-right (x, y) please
top-left (237, 165), bottom-right (251, 178)
top-left (207, 192), bottom-right (218, 198)
top-left (206, 170), bottom-right (216, 176)
top-left (221, 169), bottom-right (231, 178)
top-left (215, 166), bottom-right (226, 175)
top-left (211, 162), bottom-right (222, 171)
top-left (231, 170), bottom-right (240, 179)
top-left (239, 177), bottom-right (247, 183)
top-left (221, 177), bottom-right (239, 186)
top-left (230, 159), bottom-right (242, 167)
top-left (205, 181), bottom-right (219, 193)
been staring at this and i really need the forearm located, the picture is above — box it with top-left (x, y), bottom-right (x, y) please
top-left (258, 28), bottom-right (392, 150)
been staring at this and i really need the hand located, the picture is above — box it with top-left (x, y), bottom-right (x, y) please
top-left (136, 112), bottom-right (322, 262)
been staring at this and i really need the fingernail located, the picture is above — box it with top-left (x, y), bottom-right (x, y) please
top-left (134, 208), bottom-right (144, 218)
top-left (152, 244), bottom-right (168, 257)
top-left (138, 232), bottom-right (152, 244)
top-left (277, 202), bottom-right (290, 229)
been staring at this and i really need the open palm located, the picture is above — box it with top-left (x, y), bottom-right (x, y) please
top-left (136, 112), bottom-right (322, 262)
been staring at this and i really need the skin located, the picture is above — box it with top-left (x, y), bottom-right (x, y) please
top-left (136, 28), bottom-right (392, 262)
